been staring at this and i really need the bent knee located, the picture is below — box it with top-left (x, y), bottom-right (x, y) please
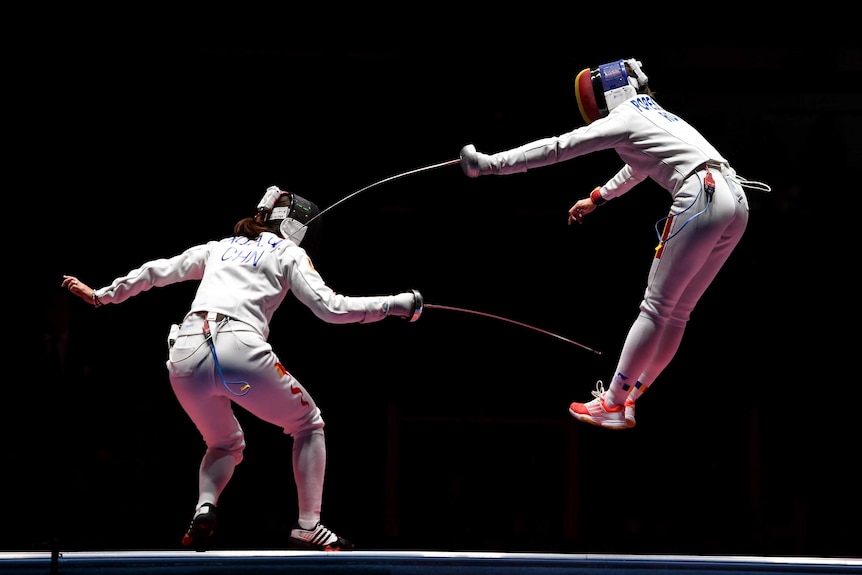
top-left (638, 303), bottom-right (690, 327)
top-left (638, 305), bottom-right (670, 326)
top-left (289, 411), bottom-right (325, 439)
top-left (293, 426), bottom-right (325, 442)
top-left (207, 435), bottom-right (246, 465)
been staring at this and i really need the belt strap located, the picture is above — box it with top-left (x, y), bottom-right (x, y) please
top-left (197, 311), bottom-right (229, 322)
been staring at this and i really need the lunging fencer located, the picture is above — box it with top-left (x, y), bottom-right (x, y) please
top-left (62, 185), bottom-right (423, 549)
top-left (460, 58), bottom-right (769, 430)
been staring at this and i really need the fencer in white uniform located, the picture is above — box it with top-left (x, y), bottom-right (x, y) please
top-left (460, 58), bottom-right (768, 430)
top-left (62, 186), bottom-right (423, 549)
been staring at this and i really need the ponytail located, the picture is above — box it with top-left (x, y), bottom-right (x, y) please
top-left (233, 214), bottom-right (270, 240)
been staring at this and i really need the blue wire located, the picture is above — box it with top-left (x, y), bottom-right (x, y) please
top-left (654, 171), bottom-right (711, 245)
top-left (205, 319), bottom-right (251, 397)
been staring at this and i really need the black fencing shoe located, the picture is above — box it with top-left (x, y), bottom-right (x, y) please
top-left (288, 522), bottom-right (354, 550)
top-left (181, 503), bottom-right (217, 551)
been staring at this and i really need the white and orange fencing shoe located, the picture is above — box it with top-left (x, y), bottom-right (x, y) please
top-left (568, 381), bottom-right (627, 430)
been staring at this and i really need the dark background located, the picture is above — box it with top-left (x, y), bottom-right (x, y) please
top-left (9, 16), bottom-right (860, 558)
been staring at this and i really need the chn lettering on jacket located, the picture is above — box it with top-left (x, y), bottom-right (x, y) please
top-left (219, 235), bottom-right (284, 267)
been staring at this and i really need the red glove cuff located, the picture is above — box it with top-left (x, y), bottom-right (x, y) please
top-left (590, 187), bottom-right (607, 206)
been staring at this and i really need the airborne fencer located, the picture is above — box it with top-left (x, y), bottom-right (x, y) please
top-left (460, 58), bottom-right (769, 429)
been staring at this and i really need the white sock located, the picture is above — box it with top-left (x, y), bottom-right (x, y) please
top-left (628, 381), bottom-right (650, 403)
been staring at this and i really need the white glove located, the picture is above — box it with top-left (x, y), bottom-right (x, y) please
top-left (460, 144), bottom-right (495, 178)
top-left (387, 290), bottom-right (424, 322)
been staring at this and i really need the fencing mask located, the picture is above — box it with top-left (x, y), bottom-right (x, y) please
top-left (574, 58), bottom-right (648, 124)
top-left (257, 185), bottom-right (321, 246)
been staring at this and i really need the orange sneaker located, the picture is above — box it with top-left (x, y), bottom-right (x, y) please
top-left (568, 381), bottom-right (627, 430)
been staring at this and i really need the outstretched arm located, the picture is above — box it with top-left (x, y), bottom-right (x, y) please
top-left (62, 244), bottom-right (209, 308)
top-left (61, 275), bottom-right (102, 307)
top-left (285, 248), bottom-right (422, 324)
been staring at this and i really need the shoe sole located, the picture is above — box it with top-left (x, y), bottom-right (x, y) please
top-left (182, 511), bottom-right (216, 550)
top-left (288, 537), bottom-right (353, 551)
top-left (568, 408), bottom-right (628, 430)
